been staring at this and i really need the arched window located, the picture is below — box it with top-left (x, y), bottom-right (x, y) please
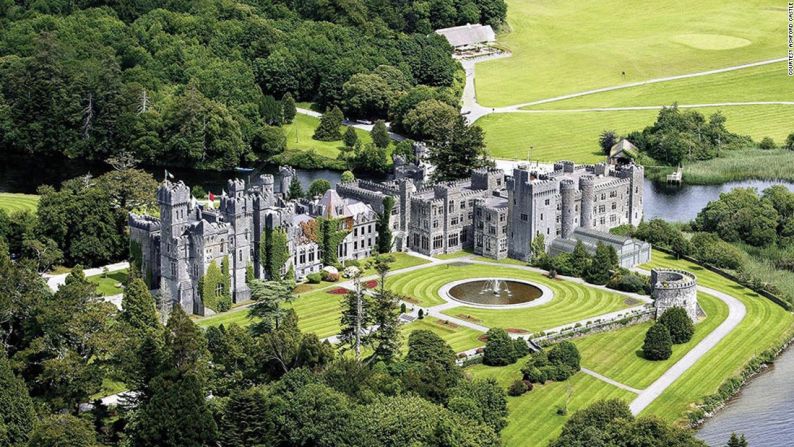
top-left (215, 283), bottom-right (224, 297)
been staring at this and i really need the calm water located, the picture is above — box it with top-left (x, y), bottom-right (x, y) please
top-left (449, 280), bottom-right (543, 305)
top-left (697, 347), bottom-right (794, 446)
top-left (642, 178), bottom-right (794, 222)
top-left (0, 155), bottom-right (341, 195)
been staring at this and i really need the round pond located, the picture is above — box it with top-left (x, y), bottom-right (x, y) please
top-left (448, 279), bottom-right (544, 306)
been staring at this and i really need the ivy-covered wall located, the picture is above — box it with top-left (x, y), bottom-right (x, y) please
top-left (261, 228), bottom-right (290, 280)
top-left (377, 196), bottom-right (395, 254)
top-left (129, 239), bottom-right (152, 287)
top-left (318, 217), bottom-right (350, 266)
top-left (199, 257), bottom-right (232, 312)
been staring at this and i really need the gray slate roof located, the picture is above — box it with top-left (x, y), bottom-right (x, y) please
top-left (435, 23), bottom-right (495, 48)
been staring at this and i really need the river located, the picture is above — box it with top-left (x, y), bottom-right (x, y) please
top-left (696, 346), bottom-right (794, 446)
top-left (2, 159), bottom-right (794, 443)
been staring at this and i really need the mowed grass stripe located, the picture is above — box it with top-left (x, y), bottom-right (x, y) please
top-left (639, 251), bottom-right (794, 422)
top-left (0, 193), bottom-right (39, 214)
top-left (575, 292), bottom-right (728, 389)
top-left (468, 360), bottom-right (636, 447)
top-left (198, 289), bottom-right (344, 339)
top-left (386, 263), bottom-right (634, 332)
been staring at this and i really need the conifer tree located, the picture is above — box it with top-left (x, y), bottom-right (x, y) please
top-left (371, 120), bottom-right (390, 148)
top-left (570, 241), bottom-right (591, 276)
top-left (343, 126), bottom-right (358, 148)
top-left (0, 354), bottom-right (36, 445)
top-left (27, 414), bottom-right (97, 447)
top-left (288, 175), bottom-right (303, 199)
top-left (377, 196), bottom-right (394, 254)
top-left (584, 242), bottom-right (614, 285)
top-left (368, 256), bottom-right (401, 363)
top-left (658, 307), bottom-right (694, 344)
top-left (164, 306), bottom-right (210, 380)
top-left (120, 278), bottom-right (160, 334)
top-left (248, 280), bottom-right (295, 335)
top-left (726, 433), bottom-right (748, 447)
top-left (282, 92), bottom-right (297, 124)
top-left (313, 106), bottom-right (344, 141)
top-left (642, 322), bottom-right (673, 360)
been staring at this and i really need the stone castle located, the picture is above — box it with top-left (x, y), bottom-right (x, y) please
top-left (130, 150), bottom-right (650, 315)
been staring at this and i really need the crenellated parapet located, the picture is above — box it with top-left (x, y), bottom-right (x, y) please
top-left (651, 268), bottom-right (699, 322)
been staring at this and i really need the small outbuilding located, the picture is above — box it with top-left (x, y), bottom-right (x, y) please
top-left (608, 139), bottom-right (639, 164)
top-left (435, 23), bottom-right (496, 50)
top-left (549, 227), bottom-right (651, 269)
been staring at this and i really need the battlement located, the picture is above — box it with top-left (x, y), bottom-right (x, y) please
top-left (129, 213), bottom-right (161, 232)
top-left (157, 180), bottom-right (191, 205)
top-left (651, 269), bottom-right (697, 289)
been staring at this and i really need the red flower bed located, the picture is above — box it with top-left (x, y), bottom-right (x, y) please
top-left (363, 280), bottom-right (378, 289)
top-left (328, 287), bottom-right (350, 295)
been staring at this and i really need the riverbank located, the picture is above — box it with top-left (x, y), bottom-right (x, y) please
top-left (644, 149), bottom-right (794, 185)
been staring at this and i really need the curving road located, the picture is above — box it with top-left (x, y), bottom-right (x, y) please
top-left (627, 275), bottom-right (747, 415)
top-left (462, 57), bottom-right (788, 123)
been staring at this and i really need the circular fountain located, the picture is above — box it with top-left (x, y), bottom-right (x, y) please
top-left (440, 278), bottom-right (553, 308)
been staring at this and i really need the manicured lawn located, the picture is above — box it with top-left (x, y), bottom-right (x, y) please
top-left (402, 316), bottom-right (484, 354)
top-left (87, 269), bottom-right (129, 296)
top-left (386, 263), bottom-right (636, 330)
top-left (0, 192), bottom-right (39, 214)
top-left (574, 292), bottom-right (728, 390)
top-left (354, 252), bottom-right (431, 276)
top-left (198, 289), bottom-right (345, 339)
top-left (468, 361), bottom-right (635, 447)
top-left (522, 62), bottom-right (794, 110)
top-left (283, 113), bottom-right (372, 160)
top-left (475, 0), bottom-right (784, 106)
top-left (638, 250), bottom-right (794, 423)
top-left (478, 104), bottom-right (794, 162)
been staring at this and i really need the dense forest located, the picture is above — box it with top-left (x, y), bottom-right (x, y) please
top-left (0, 0), bottom-right (505, 169)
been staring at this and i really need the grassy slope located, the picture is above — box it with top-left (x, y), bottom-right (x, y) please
top-left (0, 193), bottom-right (39, 214)
top-left (574, 292), bottom-right (728, 389)
top-left (475, 0), bottom-right (784, 106)
top-left (468, 361), bottom-right (635, 447)
top-left (522, 62), bottom-right (794, 110)
top-left (87, 269), bottom-right (129, 296)
top-left (479, 105), bottom-right (794, 162)
top-left (282, 113), bottom-right (373, 159)
top-left (639, 250), bottom-right (794, 422)
top-left (385, 263), bottom-right (634, 330)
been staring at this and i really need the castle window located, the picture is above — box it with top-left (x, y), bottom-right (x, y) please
top-left (540, 213), bottom-right (543, 221)
top-left (460, 201), bottom-right (466, 209)
top-left (448, 233), bottom-right (459, 247)
top-left (547, 228), bottom-right (550, 235)
top-left (433, 220), bottom-right (439, 228)
top-left (448, 202), bottom-right (454, 212)
top-left (433, 235), bottom-right (443, 249)
top-left (545, 199), bottom-right (550, 205)
top-left (220, 242), bottom-right (224, 253)
top-left (500, 214), bottom-right (505, 222)
top-left (300, 253), bottom-right (306, 263)
top-left (354, 228), bottom-right (358, 236)
top-left (354, 241), bottom-right (358, 250)
top-left (171, 262), bottom-right (176, 275)
top-left (600, 217), bottom-right (606, 225)
top-left (489, 225), bottom-right (496, 235)
top-left (601, 193), bottom-right (606, 200)
top-left (215, 283), bottom-right (224, 297)
top-left (239, 250), bottom-right (242, 262)
top-left (421, 236), bottom-right (429, 250)
top-left (520, 213), bottom-right (528, 221)
top-left (612, 202), bottom-right (617, 210)
top-left (451, 217), bottom-right (459, 226)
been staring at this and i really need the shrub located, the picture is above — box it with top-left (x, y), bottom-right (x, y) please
top-left (512, 338), bottom-right (530, 359)
top-left (321, 270), bottom-right (339, 282)
top-left (606, 269), bottom-right (650, 294)
top-left (657, 307), bottom-right (694, 344)
top-left (548, 341), bottom-right (581, 371)
top-left (521, 341), bottom-right (581, 384)
top-left (508, 380), bottom-right (528, 396)
top-left (306, 272), bottom-right (322, 284)
top-left (643, 322), bottom-right (673, 360)
top-left (759, 136), bottom-right (776, 150)
top-left (785, 132), bottom-right (794, 151)
top-left (400, 303), bottom-right (407, 314)
top-left (418, 309), bottom-right (424, 319)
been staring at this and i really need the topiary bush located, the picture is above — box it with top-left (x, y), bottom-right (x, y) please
top-left (521, 341), bottom-right (581, 384)
top-left (643, 322), bottom-right (673, 360)
top-left (657, 307), bottom-right (694, 344)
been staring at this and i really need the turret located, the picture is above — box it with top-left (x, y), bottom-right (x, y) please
top-left (560, 179), bottom-right (576, 239)
top-left (579, 175), bottom-right (595, 229)
top-left (158, 180), bottom-right (191, 239)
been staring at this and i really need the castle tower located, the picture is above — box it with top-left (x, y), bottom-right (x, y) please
top-left (579, 175), bottom-right (595, 229)
top-left (651, 269), bottom-right (698, 322)
top-left (220, 179), bottom-right (252, 303)
top-left (279, 165), bottom-right (296, 198)
top-left (560, 179), bottom-right (576, 239)
top-left (157, 181), bottom-right (195, 313)
top-left (628, 164), bottom-right (644, 226)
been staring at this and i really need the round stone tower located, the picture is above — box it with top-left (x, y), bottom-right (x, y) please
top-left (560, 179), bottom-right (576, 239)
top-left (579, 174), bottom-right (595, 229)
top-left (651, 268), bottom-right (698, 322)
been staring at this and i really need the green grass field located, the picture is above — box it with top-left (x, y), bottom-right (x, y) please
top-left (0, 193), bottom-right (39, 214)
top-left (468, 362), bottom-right (635, 446)
top-left (574, 292), bottom-right (728, 390)
top-left (639, 250), bottom-right (794, 422)
top-left (87, 269), bottom-right (129, 296)
top-left (402, 316), bottom-right (484, 353)
top-left (475, 0), bottom-right (785, 107)
top-left (478, 104), bottom-right (794, 162)
top-left (198, 288), bottom-right (345, 338)
top-left (282, 113), bottom-right (373, 159)
top-left (386, 263), bottom-right (636, 331)
top-left (521, 62), bottom-right (794, 110)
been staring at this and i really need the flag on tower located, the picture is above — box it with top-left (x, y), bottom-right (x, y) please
top-left (207, 191), bottom-right (216, 209)
top-left (164, 170), bottom-right (174, 180)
